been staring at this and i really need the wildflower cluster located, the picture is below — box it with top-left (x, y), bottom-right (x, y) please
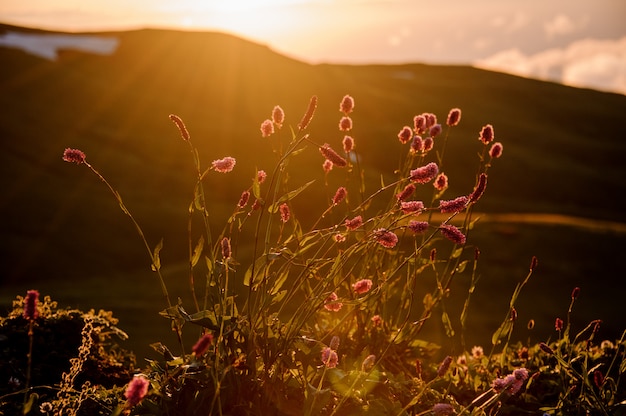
top-left (3, 93), bottom-right (621, 416)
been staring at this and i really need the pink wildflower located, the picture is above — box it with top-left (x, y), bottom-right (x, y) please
top-left (424, 113), bottom-right (437, 128)
top-left (555, 317), bottom-right (563, 331)
top-left (324, 292), bottom-right (343, 312)
top-left (332, 187), bottom-right (347, 205)
top-left (339, 116), bottom-right (353, 131)
top-left (400, 200), bottom-right (425, 214)
top-left (489, 142), bottom-right (503, 158)
top-left (371, 315), bottom-right (383, 326)
top-left (439, 224), bottom-right (466, 245)
top-left (322, 159), bottom-right (333, 173)
top-left (272, 105), bottom-right (285, 128)
top-left (434, 173), bottom-right (448, 191)
top-left (410, 135), bottom-right (424, 153)
top-left (221, 237), bottom-right (231, 260)
top-left (361, 354), bottom-right (376, 372)
top-left (408, 220), bottom-right (429, 234)
top-left (319, 143), bottom-right (347, 167)
top-left (492, 368), bottom-right (528, 395)
top-left (257, 170), bottom-right (267, 184)
top-left (168, 114), bottom-right (190, 141)
top-left (423, 137), bottom-right (434, 152)
top-left (298, 95), bottom-right (318, 131)
top-left (23, 290), bottom-right (39, 321)
top-left (333, 233), bottom-right (346, 243)
top-left (212, 156), bottom-right (236, 173)
top-left (437, 355), bottom-right (453, 377)
top-left (62, 148), bottom-right (86, 164)
top-left (321, 347), bottom-right (339, 368)
top-left (471, 346), bottom-right (484, 359)
top-left (329, 335), bottom-right (340, 350)
top-left (279, 203), bottom-right (290, 223)
top-left (352, 279), bottom-right (373, 295)
top-left (373, 228), bottom-right (398, 248)
top-left (345, 215), bottom-right (363, 231)
top-left (397, 126), bottom-right (412, 144)
top-left (429, 123), bottom-right (442, 138)
top-left (446, 108), bottom-right (461, 126)
top-left (469, 173), bottom-right (487, 203)
top-left (413, 115), bottom-right (426, 134)
top-left (479, 124), bottom-right (494, 144)
top-left (192, 333), bottom-right (214, 356)
top-left (339, 94), bottom-right (355, 114)
top-left (342, 135), bottom-right (355, 153)
top-left (396, 183), bottom-right (416, 201)
top-left (251, 199), bottom-right (262, 212)
top-left (432, 403), bottom-right (455, 416)
top-left (124, 375), bottom-right (150, 407)
top-left (260, 119), bottom-right (274, 137)
top-left (439, 196), bottom-right (469, 213)
top-left (238, 191), bottom-right (250, 208)
top-left (409, 162), bottom-right (439, 184)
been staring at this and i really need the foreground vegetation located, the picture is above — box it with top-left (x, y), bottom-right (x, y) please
top-left (1, 96), bottom-right (624, 415)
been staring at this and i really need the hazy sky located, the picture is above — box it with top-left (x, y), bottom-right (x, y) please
top-left (1, 0), bottom-right (625, 94)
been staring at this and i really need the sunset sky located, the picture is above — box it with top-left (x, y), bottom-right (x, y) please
top-left (1, 0), bottom-right (625, 94)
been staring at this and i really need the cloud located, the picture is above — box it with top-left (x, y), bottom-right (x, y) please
top-left (473, 36), bottom-right (626, 95)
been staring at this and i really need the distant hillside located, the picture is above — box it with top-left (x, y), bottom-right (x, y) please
top-left (1, 25), bottom-right (626, 354)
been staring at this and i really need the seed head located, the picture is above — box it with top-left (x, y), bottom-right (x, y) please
top-left (373, 228), bottom-right (398, 248)
top-left (221, 237), bottom-right (231, 260)
top-left (409, 162), bottom-right (439, 184)
top-left (446, 108), bottom-right (462, 126)
top-left (279, 203), bottom-right (290, 223)
top-left (342, 135), bottom-right (354, 153)
top-left (345, 215), bottom-right (363, 231)
top-left (408, 220), bottom-right (429, 234)
top-left (212, 157), bottom-right (236, 173)
top-left (23, 290), bottom-right (39, 321)
top-left (397, 126), bottom-right (412, 144)
top-left (489, 142), bottom-right (503, 158)
top-left (320, 143), bottom-right (347, 167)
top-left (439, 196), bottom-right (469, 213)
top-left (469, 173), bottom-right (488, 203)
top-left (125, 375), bottom-right (150, 408)
top-left (434, 173), bottom-right (448, 191)
top-left (332, 187), bottom-right (347, 205)
top-left (260, 119), bottom-right (274, 137)
top-left (437, 355), bottom-right (453, 377)
top-left (339, 116), bottom-right (353, 131)
top-left (439, 224), bottom-right (466, 245)
top-left (352, 279), bottom-right (373, 295)
top-left (396, 183), bottom-right (416, 201)
top-left (169, 114), bottom-right (190, 141)
top-left (400, 200), bottom-right (425, 214)
top-left (272, 105), bottom-right (285, 128)
top-left (339, 94), bottom-right (355, 115)
top-left (479, 124), bottom-right (494, 144)
top-left (298, 95), bottom-right (318, 131)
top-left (429, 123), bottom-right (442, 138)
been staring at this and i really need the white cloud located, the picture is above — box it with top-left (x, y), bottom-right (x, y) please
top-left (474, 36), bottom-right (626, 95)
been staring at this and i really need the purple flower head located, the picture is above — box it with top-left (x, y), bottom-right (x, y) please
top-left (324, 292), bottom-right (343, 312)
top-left (439, 196), bottom-right (469, 213)
top-left (410, 135), bottom-right (423, 153)
top-left (489, 142), bottom-right (503, 158)
top-left (257, 170), bottom-right (267, 184)
top-left (439, 224), bottom-right (466, 245)
top-left (332, 187), bottom-right (347, 205)
top-left (323, 159), bottom-right (333, 173)
top-left (339, 95), bottom-right (355, 114)
top-left (479, 124), bottom-right (494, 144)
top-left (125, 375), bottom-right (150, 407)
top-left (413, 115), bottom-right (426, 134)
top-left (260, 119), bottom-right (274, 137)
top-left (62, 148), bottom-right (86, 164)
top-left (446, 108), bottom-right (462, 126)
top-left (373, 228), bottom-right (398, 248)
top-left (212, 156), bottom-right (236, 173)
top-left (321, 347), bottom-right (339, 368)
top-left (396, 183), bottom-right (416, 201)
top-left (272, 105), bottom-right (285, 128)
top-left (320, 144), bottom-right (347, 167)
top-left (192, 333), bottom-right (214, 357)
top-left (221, 237), bottom-right (231, 260)
top-left (429, 123), bottom-right (442, 138)
top-left (408, 220), bottom-right (429, 234)
top-left (469, 173), bottom-right (487, 203)
top-left (409, 162), bottom-right (439, 184)
top-left (339, 116), bottom-right (353, 131)
top-left (238, 191), bottom-right (250, 208)
top-left (23, 290), bottom-right (39, 321)
top-left (432, 403), bottom-right (455, 416)
top-left (342, 135), bottom-right (354, 153)
top-left (423, 137), bottom-right (434, 152)
top-left (400, 200), bottom-right (425, 214)
top-left (434, 173), bottom-right (448, 191)
top-left (352, 279), bottom-right (373, 295)
top-left (437, 355), bottom-right (453, 377)
top-left (279, 203), bottom-right (290, 223)
top-left (397, 126), bottom-right (412, 144)
top-left (345, 215), bottom-right (363, 231)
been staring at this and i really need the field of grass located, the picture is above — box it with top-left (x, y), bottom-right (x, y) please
top-left (1, 24), bottom-right (626, 363)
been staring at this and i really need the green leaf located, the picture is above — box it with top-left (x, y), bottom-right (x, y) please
top-left (456, 260), bottom-right (469, 274)
top-left (151, 238), bottom-right (164, 271)
top-left (244, 255), bottom-right (269, 287)
top-left (187, 309), bottom-right (220, 330)
top-left (191, 236), bottom-right (204, 268)
top-left (442, 311), bottom-right (455, 337)
top-left (268, 180), bottom-right (315, 213)
top-left (491, 318), bottom-right (514, 346)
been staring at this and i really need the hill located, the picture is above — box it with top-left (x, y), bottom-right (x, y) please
top-left (1, 24), bottom-right (625, 357)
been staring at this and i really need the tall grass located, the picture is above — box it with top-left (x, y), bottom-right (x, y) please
top-left (1, 95), bottom-right (624, 415)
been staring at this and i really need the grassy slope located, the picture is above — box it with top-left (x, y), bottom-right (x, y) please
top-left (1, 25), bottom-right (625, 358)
